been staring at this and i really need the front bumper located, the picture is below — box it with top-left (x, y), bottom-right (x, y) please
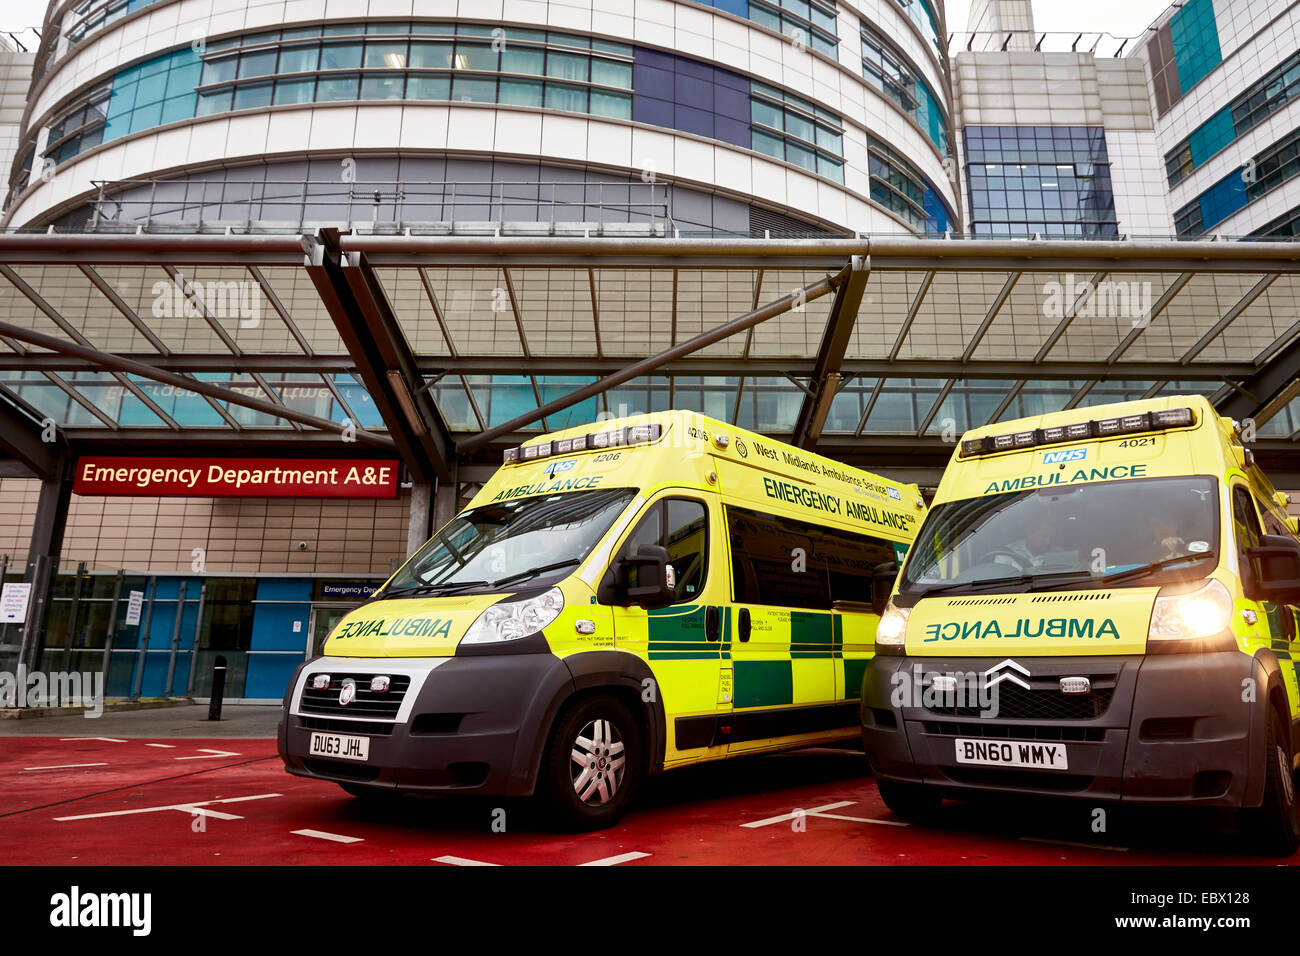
top-left (861, 651), bottom-right (1266, 808)
top-left (278, 652), bottom-right (573, 797)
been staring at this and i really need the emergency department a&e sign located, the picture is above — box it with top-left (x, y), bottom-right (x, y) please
top-left (73, 457), bottom-right (399, 498)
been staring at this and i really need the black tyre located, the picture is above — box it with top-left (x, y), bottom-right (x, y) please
top-left (1237, 711), bottom-right (1300, 857)
top-left (541, 694), bottom-right (642, 831)
top-left (877, 779), bottom-right (943, 819)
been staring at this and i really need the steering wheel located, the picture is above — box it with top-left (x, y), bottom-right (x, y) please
top-left (982, 548), bottom-right (1028, 569)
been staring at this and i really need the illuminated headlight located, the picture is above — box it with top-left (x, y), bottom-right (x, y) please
top-left (462, 586), bottom-right (565, 644)
top-left (1149, 578), bottom-right (1233, 641)
top-left (875, 602), bottom-right (911, 646)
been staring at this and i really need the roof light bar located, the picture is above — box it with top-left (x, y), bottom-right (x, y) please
top-left (503, 423), bottom-right (663, 464)
top-left (960, 406), bottom-right (1195, 458)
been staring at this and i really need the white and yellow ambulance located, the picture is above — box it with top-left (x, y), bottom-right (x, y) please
top-left (861, 394), bottom-right (1300, 854)
top-left (279, 410), bottom-right (924, 829)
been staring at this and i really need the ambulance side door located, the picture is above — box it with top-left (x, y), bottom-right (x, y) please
top-left (602, 493), bottom-right (729, 765)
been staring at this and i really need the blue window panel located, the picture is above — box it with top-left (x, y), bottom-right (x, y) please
top-left (1198, 172), bottom-right (1248, 228)
top-left (636, 48), bottom-right (676, 71)
top-left (251, 579), bottom-right (310, 651)
top-left (332, 377), bottom-right (385, 429)
top-left (536, 377), bottom-right (599, 429)
top-left (676, 73), bottom-right (714, 110)
top-left (127, 375), bottom-right (227, 426)
top-left (715, 84), bottom-right (750, 120)
top-left (1170, 0), bottom-right (1222, 93)
top-left (677, 104), bottom-right (715, 138)
top-left (715, 116), bottom-right (751, 148)
top-left (707, 0), bottom-right (748, 15)
top-left (632, 95), bottom-right (674, 128)
top-left (1187, 105), bottom-right (1235, 166)
top-left (632, 63), bottom-right (674, 99)
top-left (244, 654), bottom-right (303, 700)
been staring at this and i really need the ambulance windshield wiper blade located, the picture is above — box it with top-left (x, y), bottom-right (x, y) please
top-left (382, 580), bottom-right (493, 597)
top-left (492, 558), bottom-right (581, 588)
top-left (1098, 551), bottom-right (1216, 586)
top-left (911, 569), bottom-right (1093, 598)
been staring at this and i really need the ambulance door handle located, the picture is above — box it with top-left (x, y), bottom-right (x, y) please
top-left (706, 605), bottom-right (721, 641)
top-left (738, 608), bottom-right (751, 642)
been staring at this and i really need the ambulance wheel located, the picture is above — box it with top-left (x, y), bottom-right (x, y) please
top-left (877, 779), bottom-right (942, 819)
top-left (1237, 711), bottom-right (1300, 857)
top-left (541, 694), bottom-right (642, 831)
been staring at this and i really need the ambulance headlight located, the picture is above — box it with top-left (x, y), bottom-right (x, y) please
top-left (1149, 578), bottom-right (1233, 641)
top-left (462, 587), bottom-right (565, 644)
top-left (876, 602), bottom-right (911, 646)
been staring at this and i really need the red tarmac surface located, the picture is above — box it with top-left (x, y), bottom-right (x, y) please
top-left (1, 736), bottom-right (1294, 865)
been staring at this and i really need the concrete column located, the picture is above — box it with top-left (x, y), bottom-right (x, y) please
top-left (19, 459), bottom-right (73, 672)
top-left (406, 482), bottom-right (433, 558)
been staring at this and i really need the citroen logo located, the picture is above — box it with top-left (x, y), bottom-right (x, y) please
top-left (338, 679), bottom-right (357, 706)
top-left (983, 658), bottom-right (1030, 691)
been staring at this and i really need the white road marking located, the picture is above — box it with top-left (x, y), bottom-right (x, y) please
top-left (54, 792), bottom-right (281, 822)
top-left (1019, 836), bottom-right (1129, 852)
top-left (175, 748), bottom-right (240, 760)
top-left (59, 737), bottom-right (125, 743)
top-left (145, 743), bottom-right (176, 749)
top-left (22, 762), bottom-right (108, 771)
top-left (578, 851), bottom-right (651, 866)
top-left (433, 855), bottom-right (499, 866)
top-left (741, 800), bottom-right (857, 828)
top-left (293, 829), bottom-right (363, 844)
top-left (813, 812), bottom-right (909, 827)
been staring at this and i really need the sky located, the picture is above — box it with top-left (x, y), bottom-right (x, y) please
top-left (0, 0), bottom-right (1180, 48)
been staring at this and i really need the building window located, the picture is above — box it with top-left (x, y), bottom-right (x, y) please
top-left (894, 0), bottom-right (941, 56)
top-left (1147, 0), bottom-right (1221, 116)
top-left (750, 82), bottom-right (844, 183)
top-left (65, 0), bottom-right (163, 49)
top-left (1164, 52), bottom-right (1300, 187)
top-left (1174, 125), bottom-right (1300, 236)
top-left (964, 126), bottom-right (1117, 239)
top-left (695, 0), bottom-right (839, 58)
top-left (859, 21), bottom-right (947, 155)
top-left (195, 24), bottom-right (633, 121)
top-left (868, 136), bottom-right (951, 233)
top-left (42, 88), bottom-right (111, 165)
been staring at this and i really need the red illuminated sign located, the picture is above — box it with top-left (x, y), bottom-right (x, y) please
top-left (73, 457), bottom-right (399, 498)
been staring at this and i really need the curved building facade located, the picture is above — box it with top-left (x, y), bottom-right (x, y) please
top-left (5, 0), bottom-right (958, 237)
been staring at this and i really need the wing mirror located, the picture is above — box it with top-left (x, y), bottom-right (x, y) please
top-left (872, 560), bottom-right (899, 615)
top-left (1246, 534), bottom-right (1300, 604)
top-left (621, 544), bottom-right (676, 609)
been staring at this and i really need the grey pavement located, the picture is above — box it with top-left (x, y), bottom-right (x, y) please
top-left (0, 702), bottom-right (281, 738)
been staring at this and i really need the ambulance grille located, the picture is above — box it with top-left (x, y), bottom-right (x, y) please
top-left (924, 679), bottom-right (1117, 721)
top-left (922, 722), bottom-right (1106, 743)
top-left (299, 673), bottom-right (411, 719)
top-left (1028, 592), bottom-right (1113, 603)
top-left (945, 597), bottom-right (1018, 607)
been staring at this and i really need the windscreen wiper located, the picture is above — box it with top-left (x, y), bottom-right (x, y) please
top-left (492, 558), bottom-right (581, 588)
top-left (1098, 551), bottom-right (1216, 586)
top-left (909, 568), bottom-right (1091, 599)
top-left (381, 579), bottom-right (493, 598)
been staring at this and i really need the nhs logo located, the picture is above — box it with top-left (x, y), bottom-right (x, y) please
top-left (1043, 448), bottom-right (1087, 464)
top-left (886, 488), bottom-right (901, 500)
top-left (545, 459), bottom-right (577, 477)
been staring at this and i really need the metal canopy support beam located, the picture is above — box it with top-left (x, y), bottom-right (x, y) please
top-left (1107, 272), bottom-right (1193, 363)
top-left (792, 254), bottom-right (868, 449)
top-left (459, 267), bottom-right (849, 451)
top-left (19, 455), bottom-right (73, 673)
top-left (962, 272), bottom-right (1020, 362)
top-left (889, 270), bottom-right (935, 361)
top-left (1034, 270), bottom-right (1106, 363)
top-left (0, 317), bottom-right (391, 445)
top-left (1218, 315), bottom-right (1300, 423)
top-left (1181, 274), bottom-right (1277, 364)
top-left (308, 229), bottom-right (453, 484)
top-left (0, 390), bottom-right (61, 478)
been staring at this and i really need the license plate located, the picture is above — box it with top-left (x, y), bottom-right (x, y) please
top-left (308, 732), bottom-right (370, 762)
top-left (954, 738), bottom-right (1068, 771)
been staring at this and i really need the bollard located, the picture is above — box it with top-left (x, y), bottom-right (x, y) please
top-left (207, 655), bottom-right (227, 721)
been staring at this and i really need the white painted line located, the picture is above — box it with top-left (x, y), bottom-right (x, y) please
top-left (433, 855), bottom-right (499, 866)
top-left (579, 851), bottom-right (651, 866)
top-left (145, 743), bottom-right (176, 748)
top-left (741, 801), bottom-right (856, 828)
top-left (22, 762), bottom-right (108, 771)
top-left (55, 792), bottom-right (282, 822)
top-left (175, 748), bottom-right (240, 760)
top-left (814, 812), bottom-right (910, 828)
top-left (1019, 836), bottom-right (1129, 852)
top-left (293, 829), bottom-right (363, 844)
top-left (59, 737), bottom-right (125, 743)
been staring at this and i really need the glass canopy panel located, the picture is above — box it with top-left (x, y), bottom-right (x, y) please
top-left (603, 375), bottom-right (672, 417)
top-left (591, 269), bottom-right (675, 357)
top-left (923, 380), bottom-right (1016, 435)
top-left (0, 276), bottom-right (91, 352)
top-left (464, 374), bottom-right (541, 430)
top-left (431, 378), bottom-right (479, 431)
top-left (59, 371), bottom-right (168, 426)
top-left (1123, 272), bottom-right (1264, 363)
top-left (749, 270), bottom-right (835, 358)
top-left (1074, 380), bottom-right (1161, 410)
top-left (0, 372), bottom-right (109, 426)
top-left (969, 275), bottom-right (1070, 361)
top-left (330, 374), bottom-right (385, 429)
top-left (734, 377), bottom-right (802, 432)
top-left (891, 271), bottom-right (999, 361)
top-left (190, 372), bottom-right (290, 427)
top-left (7, 265), bottom-right (157, 353)
top-left (846, 270), bottom-right (926, 360)
top-left (675, 271), bottom-right (763, 358)
top-left (1200, 273), bottom-right (1300, 363)
top-left (90, 266), bottom-right (227, 353)
top-left (126, 374), bottom-right (227, 427)
top-left (372, 267), bottom-right (452, 356)
top-left (510, 268), bottom-right (599, 358)
top-left (861, 378), bottom-right (946, 433)
top-left (823, 378), bottom-right (878, 434)
top-left (256, 266), bottom-right (348, 353)
top-left (1054, 272), bottom-right (1182, 362)
top-left (169, 265), bottom-right (304, 354)
top-left (671, 376), bottom-right (740, 422)
top-left (422, 267), bottom-right (525, 355)
top-left (996, 380), bottom-right (1088, 421)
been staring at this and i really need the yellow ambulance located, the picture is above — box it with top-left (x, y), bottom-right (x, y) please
top-left (278, 410), bottom-right (924, 829)
top-left (861, 394), bottom-right (1300, 854)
